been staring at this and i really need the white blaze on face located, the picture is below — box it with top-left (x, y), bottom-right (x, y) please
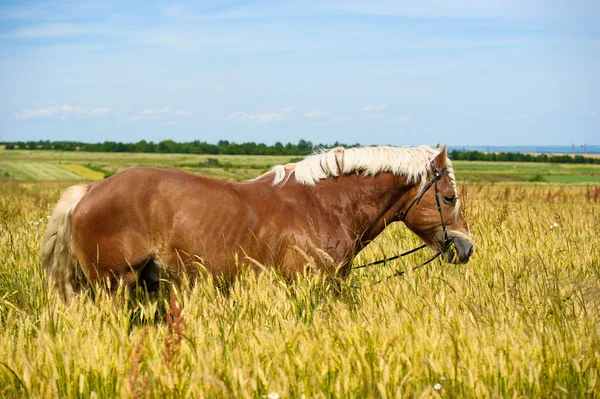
top-left (449, 229), bottom-right (474, 244)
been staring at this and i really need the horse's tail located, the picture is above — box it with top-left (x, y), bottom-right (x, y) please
top-left (41, 184), bottom-right (90, 302)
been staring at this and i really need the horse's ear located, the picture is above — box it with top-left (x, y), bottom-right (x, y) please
top-left (435, 143), bottom-right (441, 149)
top-left (433, 144), bottom-right (447, 170)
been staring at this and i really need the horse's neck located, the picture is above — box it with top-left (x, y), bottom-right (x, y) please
top-left (310, 172), bottom-right (414, 244)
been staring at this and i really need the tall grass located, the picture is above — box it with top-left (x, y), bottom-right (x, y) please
top-left (0, 181), bottom-right (599, 397)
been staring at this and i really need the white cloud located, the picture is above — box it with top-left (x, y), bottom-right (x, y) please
top-left (60, 104), bottom-right (86, 114)
top-left (386, 115), bottom-right (412, 125)
top-left (304, 110), bottom-right (327, 119)
top-left (333, 115), bottom-right (352, 121)
top-left (15, 104), bottom-right (111, 120)
top-left (229, 107), bottom-right (293, 124)
top-left (13, 106), bottom-right (191, 124)
top-left (228, 111), bottom-right (249, 120)
top-left (129, 107), bottom-right (192, 122)
top-left (89, 108), bottom-right (112, 117)
top-left (231, 112), bottom-right (284, 124)
top-left (251, 113), bottom-right (284, 124)
top-left (16, 107), bottom-right (58, 120)
top-left (139, 108), bottom-right (188, 117)
top-left (362, 104), bottom-right (387, 112)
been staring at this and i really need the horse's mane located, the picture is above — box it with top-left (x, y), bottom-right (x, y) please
top-left (259, 145), bottom-right (458, 193)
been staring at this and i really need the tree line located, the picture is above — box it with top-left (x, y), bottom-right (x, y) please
top-left (2, 139), bottom-right (599, 164)
top-left (1, 139), bottom-right (335, 156)
top-left (448, 150), bottom-right (600, 164)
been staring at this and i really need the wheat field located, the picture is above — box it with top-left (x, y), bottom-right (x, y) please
top-left (0, 180), bottom-right (599, 398)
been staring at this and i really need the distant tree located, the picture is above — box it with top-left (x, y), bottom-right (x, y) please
top-left (135, 140), bottom-right (149, 153)
top-left (297, 139), bottom-right (313, 154)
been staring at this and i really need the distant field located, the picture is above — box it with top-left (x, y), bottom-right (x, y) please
top-left (0, 150), bottom-right (295, 181)
top-left (452, 161), bottom-right (600, 183)
top-left (1, 149), bottom-right (600, 183)
top-left (0, 161), bottom-right (84, 181)
top-left (56, 164), bottom-right (106, 181)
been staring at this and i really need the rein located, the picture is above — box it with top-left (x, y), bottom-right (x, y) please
top-left (351, 166), bottom-right (450, 280)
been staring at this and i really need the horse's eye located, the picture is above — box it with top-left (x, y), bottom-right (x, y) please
top-left (443, 195), bottom-right (456, 205)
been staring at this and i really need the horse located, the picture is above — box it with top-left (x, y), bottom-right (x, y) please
top-left (41, 145), bottom-right (474, 302)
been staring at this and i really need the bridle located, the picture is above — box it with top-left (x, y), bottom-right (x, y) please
top-left (352, 165), bottom-right (452, 281)
top-left (399, 165), bottom-right (451, 250)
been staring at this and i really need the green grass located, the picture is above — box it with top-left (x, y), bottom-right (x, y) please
top-left (451, 161), bottom-right (600, 183)
top-left (0, 161), bottom-right (84, 181)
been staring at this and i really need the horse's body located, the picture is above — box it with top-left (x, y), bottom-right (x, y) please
top-left (42, 145), bottom-right (474, 301)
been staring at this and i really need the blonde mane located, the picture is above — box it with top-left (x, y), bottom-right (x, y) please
top-left (262, 145), bottom-right (457, 193)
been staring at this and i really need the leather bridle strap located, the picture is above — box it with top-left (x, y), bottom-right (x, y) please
top-left (351, 166), bottom-right (448, 270)
top-left (351, 244), bottom-right (427, 270)
top-left (433, 173), bottom-right (451, 251)
top-left (398, 167), bottom-right (447, 223)
top-left (371, 252), bottom-right (441, 285)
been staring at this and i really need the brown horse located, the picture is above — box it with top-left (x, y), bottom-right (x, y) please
top-left (42, 145), bottom-right (474, 302)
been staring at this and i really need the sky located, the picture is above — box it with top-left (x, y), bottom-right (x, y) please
top-left (0, 0), bottom-right (599, 146)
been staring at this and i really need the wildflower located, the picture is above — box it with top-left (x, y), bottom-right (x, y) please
top-left (434, 383), bottom-right (442, 390)
top-left (262, 393), bottom-right (280, 399)
top-left (29, 217), bottom-right (48, 227)
top-left (549, 222), bottom-right (559, 229)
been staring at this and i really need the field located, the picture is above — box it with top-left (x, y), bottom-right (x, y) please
top-left (0, 151), bottom-right (599, 397)
top-left (2, 149), bottom-right (600, 183)
top-left (452, 162), bottom-right (600, 184)
top-left (0, 150), bottom-right (296, 182)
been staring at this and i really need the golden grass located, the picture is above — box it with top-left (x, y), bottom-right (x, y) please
top-left (0, 181), bottom-right (599, 398)
top-left (56, 164), bottom-right (105, 181)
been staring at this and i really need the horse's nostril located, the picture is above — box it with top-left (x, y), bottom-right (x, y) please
top-left (456, 241), bottom-right (474, 263)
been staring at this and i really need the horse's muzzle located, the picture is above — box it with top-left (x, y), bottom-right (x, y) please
top-left (443, 235), bottom-right (474, 264)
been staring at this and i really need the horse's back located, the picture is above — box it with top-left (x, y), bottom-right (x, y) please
top-left (71, 167), bottom-right (247, 283)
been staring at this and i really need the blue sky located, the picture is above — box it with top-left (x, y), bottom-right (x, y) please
top-left (1, 0), bottom-right (599, 146)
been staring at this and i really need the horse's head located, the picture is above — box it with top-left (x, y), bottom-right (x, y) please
top-left (401, 146), bottom-right (474, 264)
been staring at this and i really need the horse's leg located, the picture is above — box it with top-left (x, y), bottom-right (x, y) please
top-left (139, 259), bottom-right (162, 292)
top-left (74, 237), bottom-right (155, 292)
top-left (277, 244), bottom-right (315, 280)
top-left (151, 246), bottom-right (196, 288)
